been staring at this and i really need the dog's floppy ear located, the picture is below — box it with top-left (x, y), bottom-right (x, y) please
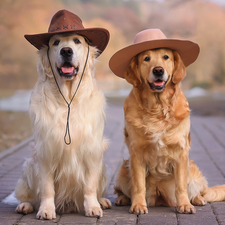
top-left (87, 46), bottom-right (99, 77)
top-left (172, 51), bottom-right (186, 84)
top-left (37, 46), bottom-right (50, 81)
top-left (125, 56), bottom-right (142, 89)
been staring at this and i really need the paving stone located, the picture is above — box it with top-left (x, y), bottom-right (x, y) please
top-left (18, 213), bottom-right (60, 224)
top-left (211, 202), bottom-right (225, 209)
top-left (139, 207), bottom-right (177, 225)
top-left (0, 218), bottom-right (21, 225)
top-left (212, 207), bottom-right (225, 215)
top-left (178, 218), bottom-right (218, 225)
top-left (97, 205), bottom-right (136, 225)
top-left (216, 214), bottom-right (225, 223)
top-left (58, 213), bottom-right (96, 224)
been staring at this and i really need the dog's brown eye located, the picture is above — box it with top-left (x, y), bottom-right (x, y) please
top-left (144, 56), bottom-right (150, 61)
top-left (74, 38), bottom-right (81, 44)
top-left (53, 40), bottom-right (60, 46)
top-left (163, 55), bottom-right (169, 60)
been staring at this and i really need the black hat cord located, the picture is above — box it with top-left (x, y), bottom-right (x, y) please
top-left (47, 44), bottom-right (89, 145)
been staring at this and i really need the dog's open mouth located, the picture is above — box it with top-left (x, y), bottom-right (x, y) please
top-left (57, 62), bottom-right (79, 79)
top-left (148, 79), bottom-right (167, 91)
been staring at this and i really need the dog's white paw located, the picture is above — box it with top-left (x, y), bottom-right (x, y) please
top-left (177, 203), bottom-right (196, 214)
top-left (191, 196), bottom-right (207, 206)
top-left (16, 202), bottom-right (34, 214)
top-left (36, 204), bottom-right (56, 220)
top-left (84, 197), bottom-right (103, 218)
top-left (85, 206), bottom-right (103, 218)
top-left (115, 195), bottom-right (130, 206)
top-left (99, 198), bottom-right (112, 209)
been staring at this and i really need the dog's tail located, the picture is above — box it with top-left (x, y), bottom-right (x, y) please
top-left (2, 191), bottom-right (20, 205)
top-left (203, 185), bottom-right (225, 202)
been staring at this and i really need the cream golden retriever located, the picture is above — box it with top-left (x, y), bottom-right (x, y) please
top-left (114, 48), bottom-right (225, 214)
top-left (13, 33), bottom-right (111, 219)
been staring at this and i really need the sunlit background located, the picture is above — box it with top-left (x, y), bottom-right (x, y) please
top-left (0, 0), bottom-right (225, 151)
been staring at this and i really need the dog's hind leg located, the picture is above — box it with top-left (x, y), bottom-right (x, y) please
top-left (114, 186), bottom-right (131, 206)
top-left (99, 198), bottom-right (112, 209)
top-left (191, 195), bottom-right (207, 206)
top-left (188, 160), bottom-right (208, 206)
top-left (115, 195), bottom-right (131, 206)
top-left (16, 202), bottom-right (34, 214)
top-left (114, 160), bottom-right (132, 206)
top-left (15, 159), bottom-right (36, 214)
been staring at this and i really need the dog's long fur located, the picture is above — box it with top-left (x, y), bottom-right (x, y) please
top-left (13, 34), bottom-right (111, 219)
top-left (114, 48), bottom-right (225, 214)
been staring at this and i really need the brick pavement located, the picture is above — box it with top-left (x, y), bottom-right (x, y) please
top-left (1, 102), bottom-right (225, 224)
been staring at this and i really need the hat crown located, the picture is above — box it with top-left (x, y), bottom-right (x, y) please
top-left (134, 29), bottom-right (167, 44)
top-left (48, 10), bottom-right (84, 33)
top-left (24, 9), bottom-right (110, 54)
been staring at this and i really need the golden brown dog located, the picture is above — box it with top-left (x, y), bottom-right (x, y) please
top-left (114, 48), bottom-right (225, 214)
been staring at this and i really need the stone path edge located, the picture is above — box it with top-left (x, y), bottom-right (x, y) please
top-left (0, 136), bottom-right (34, 161)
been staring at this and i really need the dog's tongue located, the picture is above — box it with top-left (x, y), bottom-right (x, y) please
top-left (154, 81), bottom-right (164, 86)
top-left (61, 67), bottom-right (74, 74)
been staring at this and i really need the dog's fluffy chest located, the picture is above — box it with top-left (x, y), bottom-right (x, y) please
top-left (30, 81), bottom-right (106, 160)
top-left (140, 121), bottom-right (178, 179)
top-left (125, 104), bottom-right (190, 180)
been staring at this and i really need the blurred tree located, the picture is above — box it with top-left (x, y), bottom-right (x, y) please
top-left (84, 18), bottom-right (129, 90)
top-left (189, 0), bottom-right (225, 89)
top-left (0, 0), bottom-right (63, 89)
top-left (102, 6), bottom-right (143, 42)
top-left (214, 50), bottom-right (225, 84)
top-left (60, 0), bottom-right (81, 6)
top-left (0, 0), bottom-right (225, 91)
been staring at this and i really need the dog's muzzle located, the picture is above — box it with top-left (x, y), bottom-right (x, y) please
top-left (148, 66), bottom-right (168, 92)
top-left (57, 47), bottom-right (79, 79)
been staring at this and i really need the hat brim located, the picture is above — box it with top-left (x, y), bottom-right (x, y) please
top-left (25, 27), bottom-right (110, 56)
top-left (109, 39), bottom-right (200, 78)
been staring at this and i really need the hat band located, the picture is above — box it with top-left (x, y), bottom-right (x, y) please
top-left (49, 25), bottom-right (84, 33)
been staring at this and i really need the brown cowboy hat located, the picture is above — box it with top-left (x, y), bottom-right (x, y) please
top-left (24, 9), bottom-right (110, 56)
top-left (109, 29), bottom-right (200, 78)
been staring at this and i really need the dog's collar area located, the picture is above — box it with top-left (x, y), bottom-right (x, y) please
top-left (47, 45), bottom-right (90, 145)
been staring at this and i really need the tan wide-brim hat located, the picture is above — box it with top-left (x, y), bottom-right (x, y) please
top-left (109, 29), bottom-right (200, 78)
top-left (25, 9), bottom-right (110, 56)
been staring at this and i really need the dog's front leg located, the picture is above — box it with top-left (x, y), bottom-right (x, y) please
top-left (129, 152), bottom-right (148, 214)
top-left (174, 150), bottom-right (196, 214)
top-left (84, 166), bottom-right (103, 218)
top-left (36, 166), bottom-right (56, 220)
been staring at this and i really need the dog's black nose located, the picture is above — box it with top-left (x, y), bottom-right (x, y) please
top-left (60, 47), bottom-right (73, 58)
top-left (153, 67), bottom-right (164, 76)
